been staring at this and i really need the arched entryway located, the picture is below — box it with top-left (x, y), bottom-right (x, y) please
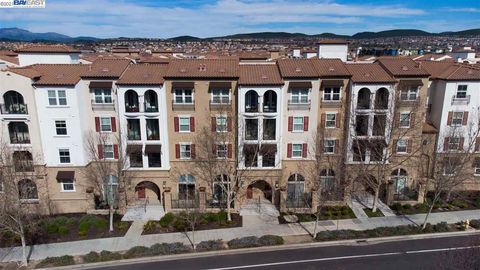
top-left (135, 181), bottom-right (161, 202)
top-left (246, 180), bottom-right (273, 202)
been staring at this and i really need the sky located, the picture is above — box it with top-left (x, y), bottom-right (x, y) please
top-left (0, 0), bottom-right (479, 38)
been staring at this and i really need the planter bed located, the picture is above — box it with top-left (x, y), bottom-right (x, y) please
top-left (279, 206), bottom-right (356, 224)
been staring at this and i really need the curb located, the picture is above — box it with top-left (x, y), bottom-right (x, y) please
top-left (42, 229), bottom-right (480, 270)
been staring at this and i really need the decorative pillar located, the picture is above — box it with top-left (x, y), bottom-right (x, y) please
top-left (199, 187), bottom-right (206, 211)
top-left (311, 188), bottom-right (319, 214)
top-left (163, 187), bottom-right (172, 212)
top-left (279, 186), bottom-right (287, 212)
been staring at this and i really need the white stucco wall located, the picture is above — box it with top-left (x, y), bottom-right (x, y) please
top-left (318, 44), bottom-right (348, 62)
top-left (18, 53), bottom-right (80, 66)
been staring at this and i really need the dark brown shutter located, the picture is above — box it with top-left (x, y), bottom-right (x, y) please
top-left (321, 113), bottom-right (326, 128)
top-left (191, 144), bottom-right (196, 159)
top-left (459, 137), bottom-right (464, 150)
top-left (212, 144), bottom-right (217, 155)
top-left (462, 111), bottom-right (469, 125)
top-left (407, 140), bottom-right (412, 153)
top-left (288, 117), bottom-right (293, 131)
top-left (444, 137), bottom-right (449, 151)
top-left (447, 112), bottom-right (453, 125)
top-left (287, 143), bottom-right (292, 158)
top-left (111, 117), bottom-right (116, 132)
top-left (211, 117), bottom-right (216, 132)
top-left (336, 113), bottom-right (341, 128)
top-left (334, 139), bottom-right (339, 154)
top-left (174, 117), bottom-right (179, 132)
top-left (95, 117), bottom-right (100, 132)
top-left (227, 117), bottom-right (232, 132)
top-left (98, 144), bottom-right (103, 159)
top-left (393, 139), bottom-right (398, 153)
top-left (175, 144), bottom-right (180, 159)
top-left (113, 144), bottom-right (119, 159)
top-left (394, 113), bottom-right (400, 127)
top-left (190, 117), bottom-right (195, 132)
top-left (410, 113), bottom-right (415, 128)
top-left (476, 138), bottom-right (480, 152)
top-left (303, 116), bottom-right (309, 131)
top-left (228, 144), bottom-right (233, 158)
top-left (302, 143), bottom-right (307, 158)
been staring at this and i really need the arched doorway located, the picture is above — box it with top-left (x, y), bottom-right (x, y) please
top-left (246, 180), bottom-right (272, 202)
top-left (135, 181), bottom-right (161, 202)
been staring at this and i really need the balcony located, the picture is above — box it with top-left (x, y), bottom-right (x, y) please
top-left (451, 95), bottom-right (470, 105)
top-left (125, 104), bottom-right (140, 113)
top-left (10, 133), bottom-right (30, 144)
top-left (209, 100), bottom-right (232, 111)
top-left (172, 100), bottom-right (195, 111)
top-left (287, 100), bottom-right (311, 111)
top-left (0, 103), bottom-right (28, 115)
top-left (144, 102), bottom-right (159, 113)
top-left (91, 99), bottom-right (115, 111)
top-left (286, 192), bottom-right (312, 209)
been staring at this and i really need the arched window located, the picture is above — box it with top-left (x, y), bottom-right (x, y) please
top-left (18, 179), bottom-right (38, 200)
top-left (124, 90), bottom-right (139, 112)
top-left (211, 174), bottom-right (230, 207)
top-left (8, 122), bottom-right (30, 144)
top-left (320, 169), bottom-right (335, 192)
top-left (375, 88), bottom-right (389, 109)
top-left (245, 90), bottom-right (258, 112)
top-left (263, 90), bottom-right (277, 112)
top-left (13, 151), bottom-right (33, 172)
top-left (357, 88), bottom-right (371, 109)
top-left (144, 90), bottom-right (158, 112)
top-left (287, 174), bottom-right (306, 207)
top-left (178, 174), bottom-right (196, 200)
top-left (3, 91), bottom-right (27, 114)
top-left (391, 169), bottom-right (407, 199)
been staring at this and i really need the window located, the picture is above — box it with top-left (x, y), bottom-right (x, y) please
top-left (448, 137), bottom-right (460, 150)
top-left (475, 166), bottom-right (480, 176)
top-left (148, 152), bottom-right (161, 167)
top-left (245, 119), bottom-right (258, 140)
top-left (146, 119), bottom-right (160, 140)
top-left (263, 119), bottom-right (276, 140)
top-left (323, 87), bottom-right (340, 101)
top-left (100, 117), bottom-right (112, 132)
top-left (293, 117), bottom-right (304, 132)
top-left (59, 149), bottom-right (71, 163)
top-left (18, 179), bottom-right (38, 200)
top-left (325, 113), bottom-right (336, 128)
top-left (287, 174), bottom-right (305, 206)
top-left (48, 90), bottom-right (67, 106)
top-left (179, 117), bottom-right (191, 132)
top-left (94, 89), bottom-right (112, 104)
top-left (178, 174), bottom-right (196, 200)
top-left (211, 89), bottom-right (229, 104)
top-left (396, 139), bottom-right (407, 153)
top-left (180, 144), bottom-right (192, 159)
top-left (291, 89), bottom-right (308, 104)
top-left (129, 151), bottom-right (143, 168)
top-left (292, 144), bottom-right (303, 158)
top-left (262, 150), bottom-right (276, 167)
top-left (452, 112), bottom-right (464, 126)
top-left (103, 145), bottom-right (114, 159)
top-left (324, 140), bottom-right (336, 154)
top-left (320, 169), bottom-right (335, 192)
top-left (174, 89), bottom-right (193, 104)
top-left (400, 87), bottom-right (418, 101)
top-left (244, 145), bottom-right (258, 167)
top-left (103, 175), bottom-right (118, 206)
top-left (127, 119), bottom-right (141, 140)
top-left (391, 169), bottom-right (408, 200)
top-left (443, 159), bottom-right (456, 175)
top-left (61, 179), bottom-right (75, 192)
top-left (216, 116), bottom-right (227, 132)
top-left (456, 85), bottom-right (467, 99)
top-left (55, 120), bottom-right (67, 135)
top-left (399, 113), bottom-right (411, 128)
top-left (217, 144), bottom-right (227, 158)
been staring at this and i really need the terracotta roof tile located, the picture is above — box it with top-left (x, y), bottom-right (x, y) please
top-left (7, 66), bottom-right (42, 79)
top-left (16, 45), bottom-right (80, 54)
top-left (165, 59), bottom-right (239, 79)
top-left (82, 59), bottom-right (131, 78)
top-left (311, 59), bottom-right (350, 77)
top-left (0, 53), bottom-right (19, 65)
top-left (377, 58), bottom-right (430, 77)
top-left (277, 59), bottom-right (319, 78)
top-left (29, 64), bottom-right (89, 86)
top-left (238, 64), bottom-right (283, 86)
top-left (419, 61), bottom-right (480, 81)
top-left (117, 64), bottom-right (167, 85)
top-left (345, 63), bottom-right (396, 83)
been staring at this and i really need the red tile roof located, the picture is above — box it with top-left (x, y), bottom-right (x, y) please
top-left (311, 59), bottom-right (350, 78)
top-left (377, 58), bottom-right (430, 77)
top-left (81, 59), bottom-right (131, 78)
top-left (345, 63), bottom-right (396, 83)
top-left (117, 64), bottom-right (167, 85)
top-left (238, 64), bottom-right (283, 86)
top-left (277, 58), bottom-right (350, 78)
top-left (418, 62), bottom-right (480, 81)
top-left (16, 45), bottom-right (81, 54)
top-left (165, 59), bottom-right (239, 79)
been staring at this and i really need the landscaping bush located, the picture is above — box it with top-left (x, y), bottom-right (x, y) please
top-left (434, 222), bottom-right (451, 232)
top-left (116, 221), bottom-right (129, 231)
top-left (159, 213), bottom-right (175, 227)
top-left (83, 251), bottom-right (101, 263)
top-left (469, 219), bottom-right (480, 229)
top-left (228, 236), bottom-right (261, 249)
top-left (123, 246), bottom-right (151, 259)
top-left (259, 235), bottom-right (284, 246)
top-left (99, 250), bottom-right (122, 261)
top-left (150, 242), bottom-right (191, 255)
top-left (403, 204), bottom-right (412, 210)
top-left (43, 216), bottom-right (75, 235)
top-left (173, 218), bottom-right (186, 231)
top-left (450, 200), bottom-right (469, 209)
top-left (78, 215), bottom-right (108, 236)
top-left (475, 198), bottom-right (480, 208)
top-left (196, 240), bottom-right (225, 251)
top-left (36, 255), bottom-right (75, 268)
top-left (143, 221), bottom-right (158, 232)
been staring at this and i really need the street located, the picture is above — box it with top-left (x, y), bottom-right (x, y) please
top-left (92, 234), bottom-right (480, 270)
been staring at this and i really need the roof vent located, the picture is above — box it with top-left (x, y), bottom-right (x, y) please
top-left (295, 67), bottom-right (301, 72)
top-left (56, 74), bottom-right (64, 79)
top-left (143, 73), bottom-right (151, 78)
top-left (401, 66), bottom-right (409, 71)
top-left (261, 75), bottom-right (268, 79)
top-left (102, 68), bottom-right (109, 72)
top-left (467, 70), bottom-right (473, 75)
top-left (328, 67), bottom-right (335, 72)
top-left (198, 64), bottom-right (207, 72)
top-left (219, 68), bottom-right (225, 73)
top-left (180, 68), bottom-right (187, 73)
top-left (364, 73), bottom-right (371, 77)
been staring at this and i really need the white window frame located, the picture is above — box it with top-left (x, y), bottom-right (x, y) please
top-left (48, 90), bottom-right (67, 106)
top-left (324, 139), bottom-right (336, 154)
top-left (103, 144), bottom-right (114, 159)
top-left (323, 87), bottom-right (341, 101)
top-left (100, 117), bottom-right (112, 132)
top-left (452, 112), bottom-right (464, 126)
top-left (292, 117), bottom-right (304, 132)
top-left (180, 143), bottom-right (192, 159)
top-left (291, 143), bottom-right (303, 158)
top-left (475, 166), bottom-right (480, 176)
top-left (60, 179), bottom-right (75, 192)
top-left (179, 117), bottom-right (191, 133)
top-left (399, 112), bottom-right (411, 128)
top-left (325, 113), bottom-right (336, 128)
top-left (216, 115), bottom-right (227, 133)
top-left (174, 88), bottom-right (193, 104)
top-left (211, 89), bottom-right (230, 104)
top-left (456, 85), bottom-right (468, 99)
top-left (55, 120), bottom-right (67, 136)
top-left (59, 148), bottom-right (71, 164)
top-left (396, 139), bottom-right (407, 154)
top-left (400, 86), bottom-right (418, 101)
top-left (448, 137), bottom-right (460, 151)
top-left (291, 89), bottom-right (309, 104)
top-left (217, 144), bottom-right (227, 159)
top-left (93, 88), bottom-right (113, 104)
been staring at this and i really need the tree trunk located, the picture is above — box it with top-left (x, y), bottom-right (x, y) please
top-left (422, 194), bottom-right (440, 229)
top-left (109, 205), bottom-right (114, 232)
top-left (312, 213), bottom-right (320, 239)
top-left (192, 226), bottom-right (196, 251)
top-left (227, 192), bottom-right (232, 222)
top-left (372, 186), bottom-right (380, 213)
top-left (20, 230), bottom-right (28, 266)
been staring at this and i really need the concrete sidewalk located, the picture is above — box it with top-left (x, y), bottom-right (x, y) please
top-left (1, 209), bottom-right (480, 262)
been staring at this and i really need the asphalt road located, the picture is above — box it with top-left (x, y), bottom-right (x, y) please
top-left (93, 235), bottom-right (480, 270)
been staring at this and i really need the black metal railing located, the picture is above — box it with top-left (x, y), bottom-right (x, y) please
top-left (0, 103), bottom-right (28, 114)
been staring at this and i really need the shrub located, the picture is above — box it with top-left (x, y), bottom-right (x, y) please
top-left (78, 215), bottom-right (108, 236)
top-left (228, 236), bottom-right (260, 249)
top-left (143, 221), bottom-right (158, 232)
top-left (475, 198), bottom-right (480, 208)
top-left (99, 250), bottom-right (122, 261)
top-left (159, 213), bottom-right (175, 227)
top-left (57, 226), bottom-right (69, 235)
top-left (259, 235), bottom-right (284, 246)
top-left (469, 219), bottom-right (480, 229)
top-left (150, 242), bottom-right (191, 255)
top-left (403, 204), bottom-right (412, 210)
top-left (434, 222), bottom-right (451, 232)
top-left (196, 240), bottom-right (225, 251)
top-left (450, 200), bottom-right (469, 209)
top-left (123, 246), bottom-right (151, 259)
top-left (391, 203), bottom-right (402, 211)
top-left (173, 218), bottom-right (186, 231)
top-left (83, 252), bottom-right (101, 263)
top-left (36, 255), bottom-right (75, 268)
top-left (116, 221), bottom-right (129, 231)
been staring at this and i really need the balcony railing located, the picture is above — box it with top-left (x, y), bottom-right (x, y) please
top-left (10, 134), bottom-right (30, 144)
top-left (171, 195), bottom-right (199, 209)
top-left (172, 100), bottom-right (195, 111)
top-left (91, 100), bottom-right (115, 111)
top-left (127, 132), bottom-right (141, 141)
top-left (287, 100), bottom-right (311, 110)
top-left (144, 102), bottom-right (159, 113)
top-left (263, 105), bottom-right (277, 113)
top-left (0, 103), bottom-right (28, 114)
top-left (451, 95), bottom-right (470, 105)
top-left (125, 105), bottom-right (140, 113)
top-left (286, 192), bottom-right (312, 208)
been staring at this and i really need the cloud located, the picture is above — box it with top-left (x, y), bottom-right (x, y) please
top-left (445, 7), bottom-right (480, 12)
top-left (0, 0), bottom-right (427, 38)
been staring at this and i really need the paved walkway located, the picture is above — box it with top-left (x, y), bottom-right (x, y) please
top-left (1, 209), bottom-right (480, 262)
top-left (122, 200), bottom-right (165, 221)
top-left (349, 192), bottom-right (396, 219)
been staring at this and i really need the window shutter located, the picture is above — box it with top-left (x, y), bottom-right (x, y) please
top-left (190, 117), bottom-right (195, 132)
top-left (174, 117), bottom-right (179, 132)
top-left (447, 112), bottom-right (453, 125)
top-left (407, 140), bottom-right (412, 153)
top-left (336, 113), bottom-right (341, 128)
top-left (98, 144), bottom-right (103, 159)
top-left (175, 144), bottom-right (180, 159)
top-left (302, 143), bottom-right (307, 158)
top-left (211, 117), bottom-right (216, 132)
top-left (321, 113), bottom-right (326, 127)
top-left (409, 113), bottom-right (415, 128)
top-left (227, 117), bottom-right (232, 132)
top-left (228, 144), bottom-right (233, 158)
top-left (476, 138), bottom-right (480, 152)
top-left (212, 144), bottom-right (217, 155)
top-left (334, 139), bottom-right (339, 154)
top-left (394, 113), bottom-right (400, 127)
top-left (287, 143), bottom-right (292, 158)
top-left (443, 137), bottom-right (449, 151)
top-left (111, 117), bottom-right (117, 132)
top-left (459, 137), bottom-right (464, 150)
top-left (191, 144), bottom-right (196, 159)
top-left (288, 117), bottom-right (293, 131)
top-left (113, 144), bottom-right (119, 159)
top-left (303, 116), bottom-right (309, 131)
top-left (462, 111), bottom-right (469, 125)
top-left (393, 139), bottom-right (398, 154)
top-left (95, 117), bottom-right (100, 132)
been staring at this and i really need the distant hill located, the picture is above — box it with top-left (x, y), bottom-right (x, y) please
top-left (168, 35), bottom-right (202, 42)
top-left (352, 29), bottom-right (432, 39)
top-left (211, 32), bottom-right (310, 40)
top-left (0, 27), bottom-right (98, 42)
